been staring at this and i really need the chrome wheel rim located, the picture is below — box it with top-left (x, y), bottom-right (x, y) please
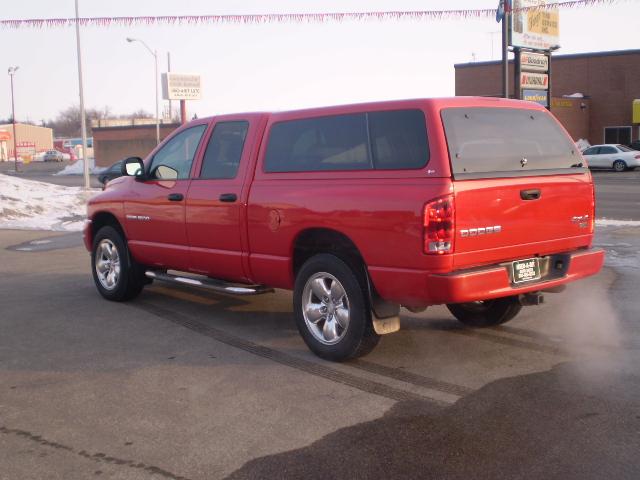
top-left (95, 239), bottom-right (121, 291)
top-left (302, 272), bottom-right (350, 345)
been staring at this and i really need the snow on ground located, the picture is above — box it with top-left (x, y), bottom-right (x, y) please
top-left (55, 159), bottom-right (105, 176)
top-left (596, 219), bottom-right (640, 228)
top-left (0, 174), bottom-right (96, 231)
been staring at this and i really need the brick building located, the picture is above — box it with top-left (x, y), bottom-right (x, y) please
top-left (455, 49), bottom-right (640, 145)
top-left (92, 119), bottom-right (180, 167)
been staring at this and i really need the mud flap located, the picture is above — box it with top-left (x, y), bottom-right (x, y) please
top-left (372, 312), bottom-right (401, 335)
top-left (365, 269), bottom-right (401, 335)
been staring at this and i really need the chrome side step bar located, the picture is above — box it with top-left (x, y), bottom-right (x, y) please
top-left (145, 270), bottom-right (274, 296)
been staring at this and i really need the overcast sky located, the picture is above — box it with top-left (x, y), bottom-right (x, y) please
top-left (1, 0), bottom-right (638, 123)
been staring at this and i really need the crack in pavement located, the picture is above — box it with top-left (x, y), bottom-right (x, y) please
top-left (0, 426), bottom-right (192, 480)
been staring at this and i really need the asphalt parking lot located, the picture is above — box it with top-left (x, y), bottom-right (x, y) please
top-left (0, 160), bottom-right (103, 188)
top-left (592, 169), bottom-right (640, 221)
top-left (1, 221), bottom-right (639, 479)
top-left (1, 165), bottom-right (640, 479)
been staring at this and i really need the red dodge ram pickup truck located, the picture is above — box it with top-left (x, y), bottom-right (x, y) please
top-left (85, 97), bottom-right (604, 361)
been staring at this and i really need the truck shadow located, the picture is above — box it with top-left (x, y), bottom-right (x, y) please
top-left (225, 355), bottom-right (640, 480)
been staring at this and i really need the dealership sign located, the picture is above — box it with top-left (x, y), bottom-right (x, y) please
top-left (520, 52), bottom-right (548, 72)
top-left (520, 72), bottom-right (548, 90)
top-left (510, 0), bottom-right (559, 51)
top-left (161, 73), bottom-right (202, 101)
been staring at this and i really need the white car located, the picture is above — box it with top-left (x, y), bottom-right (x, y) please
top-left (582, 144), bottom-right (640, 172)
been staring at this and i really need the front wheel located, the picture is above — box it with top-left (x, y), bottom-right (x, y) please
top-left (92, 225), bottom-right (145, 301)
top-left (613, 160), bottom-right (627, 172)
top-left (447, 296), bottom-right (522, 327)
top-left (293, 254), bottom-right (379, 361)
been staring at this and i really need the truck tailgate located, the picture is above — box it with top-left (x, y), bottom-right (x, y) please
top-left (453, 173), bottom-right (594, 269)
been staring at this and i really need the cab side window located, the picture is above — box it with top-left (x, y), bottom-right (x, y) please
top-left (199, 121), bottom-right (249, 179)
top-left (149, 125), bottom-right (207, 180)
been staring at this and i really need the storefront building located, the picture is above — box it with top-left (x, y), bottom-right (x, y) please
top-left (0, 123), bottom-right (53, 161)
top-left (455, 49), bottom-right (640, 145)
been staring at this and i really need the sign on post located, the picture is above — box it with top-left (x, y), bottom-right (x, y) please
top-left (519, 52), bottom-right (549, 72)
top-left (510, 0), bottom-right (559, 51)
top-left (522, 89), bottom-right (548, 107)
top-left (520, 72), bottom-right (549, 90)
top-left (161, 73), bottom-right (202, 101)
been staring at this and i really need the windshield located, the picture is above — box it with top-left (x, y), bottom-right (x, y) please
top-left (618, 145), bottom-right (634, 152)
top-left (441, 107), bottom-right (583, 178)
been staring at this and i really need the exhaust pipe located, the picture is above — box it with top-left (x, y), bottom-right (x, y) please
top-left (519, 292), bottom-right (544, 306)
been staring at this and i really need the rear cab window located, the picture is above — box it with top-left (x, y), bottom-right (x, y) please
top-left (263, 109), bottom-right (429, 173)
top-left (441, 107), bottom-right (585, 179)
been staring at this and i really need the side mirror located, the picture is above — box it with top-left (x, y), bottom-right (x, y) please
top-left (121, 157), bottom-right (145, 179)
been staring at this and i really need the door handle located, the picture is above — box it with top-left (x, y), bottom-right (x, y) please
top-left (219, 193), bottom-right (237, 203)
top-left (520, 189), bottom-right (541, 200)
top-left (167, 193), bottom-right (184, 201)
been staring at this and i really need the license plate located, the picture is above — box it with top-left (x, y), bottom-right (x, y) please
top-left (511, 258), bottom-right (541, 284)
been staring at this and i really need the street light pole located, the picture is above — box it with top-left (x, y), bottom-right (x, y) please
top-left (8, 66), bottom-right (19, 173)
top-left (126, 37), bottom-right (160, 145)
top-left (74, 0), bottom-right (90, 190)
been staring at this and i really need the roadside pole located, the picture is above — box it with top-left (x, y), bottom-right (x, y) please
top-left (74, 0), bottom-right (90, 190)
top-left (167, 52), bottom-right (172, 121)
top-left (154, 49), bottom-right (159, 145)
top-left (514, 47), bottom-right (521, 100)
top-left (180, 100), bottom-right (186, 124)
top-left (501, 9), bottom-right (509, 98)
top-left (8, 66), bottom-right (19, 172)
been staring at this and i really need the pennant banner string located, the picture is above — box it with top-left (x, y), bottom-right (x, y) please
top-left (0, 0), bottom-right (623, 29)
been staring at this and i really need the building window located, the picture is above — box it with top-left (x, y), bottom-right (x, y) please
top-left (604, 126), bottom-right (631, 145)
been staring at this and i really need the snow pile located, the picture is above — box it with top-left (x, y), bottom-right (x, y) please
top-left (55, 158), bottom-right (105, 176)
top-left (0, 174), bottom-right (97, 231)
top-left (596, 219), bottom-right (640, 228)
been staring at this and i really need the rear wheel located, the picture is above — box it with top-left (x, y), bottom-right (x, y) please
top-left (447, 296), bottom-right (522, 327)
top-left (293, 254), bottom-right (379, 361)
top-left (92, 225), bottom-right (145, 301)
top-left (613, 160), bottom-right (627, 172)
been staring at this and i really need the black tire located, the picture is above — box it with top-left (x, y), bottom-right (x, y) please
top-left (91, 225), bottom-right (145, 301)
top-left (613, 160), bottom-right (627, 172)
top-left (293, 254), bottom-right (379, 361)
top-left (447, 296), bottom-right (522, 327)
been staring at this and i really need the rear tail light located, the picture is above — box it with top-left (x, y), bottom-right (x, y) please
top-left (634, 155), bottom-right (640, 160)
top-left (423, 194), bottom-right (455, 254)
top-left (589, 180), bottom-right (595, 234)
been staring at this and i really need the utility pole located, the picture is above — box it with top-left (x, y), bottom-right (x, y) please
top-left (74, 0), bottom-right (90, 190)
top-left (8, 66), bottom-right (19, 173)
top-left (167, 52), bottom-right (172, 121)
